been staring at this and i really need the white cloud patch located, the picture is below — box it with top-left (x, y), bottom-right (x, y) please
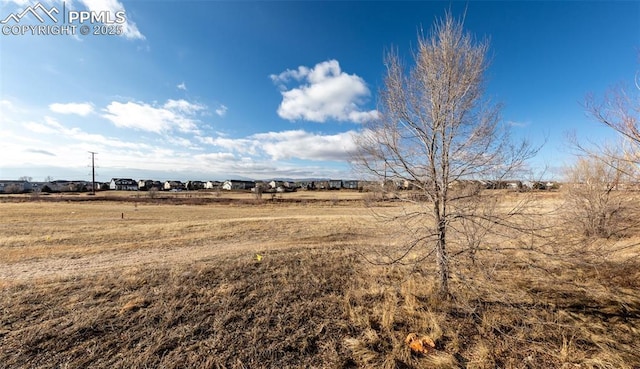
top-left (2, 0), bottom-right (31, 6)
top-left (197, 136), bottom-right (257, 155)
top-left (0, 100), bottom-right (17, 117)
top-left (215, 104), bottom-right (228, 117)
top-left (102, 99), bottom-right (205, 133)
top-left (195, 152), bottom-right (236, 162)
top-left (253, 130), bottom-right (358, 161)
top-left (177, 82), bottom-right (187, 91)
top-left (78, 0), bottom-right (145, 40)
top-left (507, 120), bottom-right (529, 128)
top-left (49, 102), bottom-right (94, 116)
top-left (198, 129), bottom-right (360, 162)
top-left (271, 60), bottom-right (378, 123)
top-left (25, 116), bottom-right (150, 150)
top-left (163, 99), bottom-right (205, 114)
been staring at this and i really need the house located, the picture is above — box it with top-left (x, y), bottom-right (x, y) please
top-left (506, 181), bottom-right (522, 190)
top-left (110, 178), bottom-right (138, 191)
top-left (222, 180), bottom-right (255, 191)
top-left (0, 180), bottom-right (32, 193)
top-left (294, 180), bottom-right (315, 190)
top-left (84, 182), bottom-right (102, 192)
top-left (328, 180), bottom-right (342, 190)
top-left (29, 182), bottom-right (49, 192)
top-left (137, 180), bottom-right (163, 191)
top-left (48, 180), bottom-right (70, 192)
top-left (267, 180), bottom-right (295, 193)
top-left (49, 180), bottom-right (89, 192)
top-left (164, 181), bottom-right (185, 191)
top-left (401, 180), bottom-right (416, 190)
top-left (483, 180), bottom-right (521, 190)
top-left (382, 179), bottom-right (402, 190)
top-left (185, 180), bottom-right (205, 191)
top-left (315, 180), bottom-right (329, 190)
top-left (342, 180), bottom-right (361, 190)
top-left (138, 180), bottom-right (155, 191)
top-left (204, 181), bottom-right (222, 190)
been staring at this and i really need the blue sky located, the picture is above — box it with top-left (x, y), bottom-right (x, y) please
top-left (0, 0), bottom-right (638, 181)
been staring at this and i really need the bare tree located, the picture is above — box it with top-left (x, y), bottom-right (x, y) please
top-left (147, 187), bottom-right (159, 199)
top-left (585, 76), bottom-right (640, 156)
top-left (563, 156), bottom-right (637, 238)
top-left (253, 182), bottom-right (266, 200)
top-left (564, 62), bottom-right (640, 239)
top-left (578, 63), bottom-right (640, 171)
top-left (354, 13), bottom-right (537, 296)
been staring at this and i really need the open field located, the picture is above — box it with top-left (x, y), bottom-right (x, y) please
top-left (1, 192), bottom-right (639, 368)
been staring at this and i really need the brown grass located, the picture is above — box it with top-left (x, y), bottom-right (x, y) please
top-left (1, 193), bottom-right (639, 368)
top-left (0, 200), bottom-right (377, 265)
top-left (1, 248), bottom-right (358, 368)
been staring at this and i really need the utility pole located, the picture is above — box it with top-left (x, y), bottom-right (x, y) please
top-left (88, 151), bottom-right (97, 195)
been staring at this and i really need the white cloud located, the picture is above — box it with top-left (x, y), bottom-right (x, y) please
top-left (102, 99), bottom-right (205, 133)
top-left (0, 100), bottom-right (16, 116)
top-left (2, 0), bottom-right (31, 6)
top-left (199, 129), bottom-right (360, 162)
top-left (78, 0), bottom-right (145, 40)
top-left (163, 99), bottom-right (205, 114)
top-left (197, 136), bottom-right (257, 155)
top-left (195, 152), bottom-right (236, 162)
top-left (177, 82), bottom-right (187, 91)
top-left (25, 116), bottom-right (149, 150)
top-left (49, 102), bottom-right (94, 116)
top-left (270, 66), bottom-right (310, 86)
top-left (215, 104), bottom-right (228, 117)
top-left (254, 130), bottom-right (359, 161)
top-left (271, 60), bottom-right (378, 123)
top-left (507, 120), bottom-right (529, 128)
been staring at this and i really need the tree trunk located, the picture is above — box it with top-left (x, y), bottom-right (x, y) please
top-left (434, 210), bottom-right (450, 297)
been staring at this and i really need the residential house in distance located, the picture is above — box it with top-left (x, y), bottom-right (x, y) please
top-left (342, 180), bottom-right (361, 190)
top-left (138, 180), bottom-right (155, 191)
top-left (85, 182), bottom-right (103, 192)
top-left (204, 181), bottom-right (222, 190)
top-left (49, 180), bottom-right (89, 192)
top-left (315, 180), bottom-right (330, 190)
top-left (0, 180), bottom-right (32, 193)
top-left (267, 180), bottom-right (296, 192)
top-left (109, 178), bottom-right (138, 191)
top-left (185, 180), bottom-right (205, 191)
top-left (29, 182), bottom-right (49, 192)
top-left (164, 181), bottom-right (185, 191)
top-left (294, 180), bottom-right (315, 190)
top-left (222, 180), bottom-right (255, 191)
top-left (328, 180), bottom-right (343, 190)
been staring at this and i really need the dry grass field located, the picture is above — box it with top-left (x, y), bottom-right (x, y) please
top-left (1, 191), bottom-right (639, 368)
